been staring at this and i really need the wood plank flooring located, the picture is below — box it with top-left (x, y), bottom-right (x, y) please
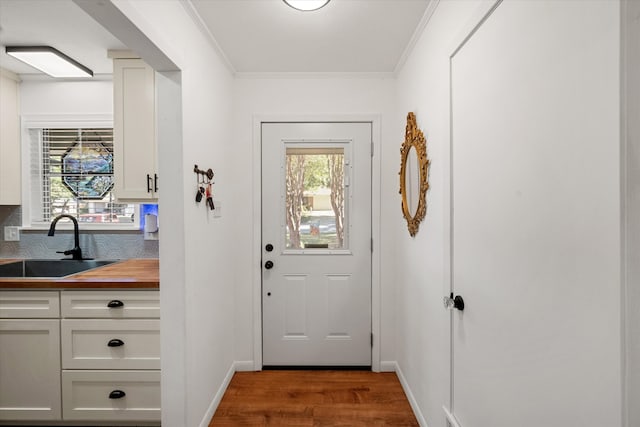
top-left (209, 370), bottom-right (419, 426)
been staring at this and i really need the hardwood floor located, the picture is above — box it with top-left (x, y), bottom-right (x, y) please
top-left (209, 370), bottom-right (419, 426)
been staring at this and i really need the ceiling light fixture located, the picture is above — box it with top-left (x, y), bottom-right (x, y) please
top-left (283, 0), bottom-right (330, 12)
top-left (5, 46), bottom-right (93, 78)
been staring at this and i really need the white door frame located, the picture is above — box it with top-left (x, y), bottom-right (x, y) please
top-left (443, 0), bottom-right (503, 423)
top-left (252, 114), bottom-right (382, 372)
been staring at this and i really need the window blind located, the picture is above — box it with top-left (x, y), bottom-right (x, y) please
top-left (35, 127), bottom-right (133, 224)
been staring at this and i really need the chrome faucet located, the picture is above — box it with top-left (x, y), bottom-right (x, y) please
top-left (48, 214), bottom-right (84, 260)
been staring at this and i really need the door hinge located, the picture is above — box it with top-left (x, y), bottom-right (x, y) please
top-left (371, 332), bottom-right (374, 348)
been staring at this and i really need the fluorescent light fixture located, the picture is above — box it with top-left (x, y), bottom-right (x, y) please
top-left (283, 0), bottom-right (330, 11)
top-left (5, 46), bottom-right (93, 78)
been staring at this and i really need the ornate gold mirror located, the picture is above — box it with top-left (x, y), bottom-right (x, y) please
top-left (399, 112), bottom-right (429, 236)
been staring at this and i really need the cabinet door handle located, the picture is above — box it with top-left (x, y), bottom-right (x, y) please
top-left (147, 174), bottom-right (153, 193)
top-left (109, 390), bottom-right (126, 399)
top-left (154, 173), bottom-right (158, 193)
top-left (108, 338), bottom-right (125, 347)
top-left (107, 300), bottom-right (124, 308)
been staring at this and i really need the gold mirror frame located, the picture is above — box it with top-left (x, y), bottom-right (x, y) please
top-left (399, 112), bottom-right (430, 237)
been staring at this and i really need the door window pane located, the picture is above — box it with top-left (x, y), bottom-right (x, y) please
top-left (285, 147), bottom-right (346, 249)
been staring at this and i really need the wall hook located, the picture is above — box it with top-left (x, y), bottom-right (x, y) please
top-left (194, 164), bottom-right (214, 181)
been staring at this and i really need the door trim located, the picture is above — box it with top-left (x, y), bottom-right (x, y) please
top-left (445, 0), bottom-right (503, 415)
top-left (252, 114), bottom-right (382, 371)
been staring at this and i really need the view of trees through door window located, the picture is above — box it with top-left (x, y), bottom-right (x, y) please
top-left (285, 147), bottom-right (345, 249)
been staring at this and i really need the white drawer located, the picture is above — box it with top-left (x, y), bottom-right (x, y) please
top-left (0, 291), bottom-right (59, 318)
top-left (61, 290), bottom-right (159, 318)
top-left (61, 319), bottom-right (160, 369)
top-left (62, 370), bottom-right (160, 422)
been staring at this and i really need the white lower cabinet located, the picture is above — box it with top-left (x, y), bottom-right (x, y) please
top-left (62, 370), bottom-right (160, 421)
top-left (0, 319), bottom-right (61, 420)
top-left (61, 290), bottom-right (160, 423)
top-left (0, 289), bottom-right (160, 425)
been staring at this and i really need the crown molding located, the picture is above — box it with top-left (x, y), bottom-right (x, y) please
top-left (393, 0), bottom-right (440, 76)
top-left (235, 71), bottom-right (396, 80)
top-left (181, 0), bottom-right (236, 75)
top-left (0, 68), bottom-right (21, 82)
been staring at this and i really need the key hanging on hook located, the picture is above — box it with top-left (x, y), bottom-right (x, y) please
top-left (206, 182), bottom-right (215, 210)
top-left (195, 173), bottom-right (204, 203)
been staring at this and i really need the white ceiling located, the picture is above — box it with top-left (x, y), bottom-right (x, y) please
top-left (0, 0), bottom-right (430, 77)
top-left (189, 0), bottom-right (431, 73)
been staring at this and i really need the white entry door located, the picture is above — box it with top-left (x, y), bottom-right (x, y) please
top-left (448, 1), bottom-right (619, 427)
top-left (262, 122), bottom-right (372, 366)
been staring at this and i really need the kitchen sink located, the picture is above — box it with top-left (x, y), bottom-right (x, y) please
top-left (0, 260), bottom-right (117, 278)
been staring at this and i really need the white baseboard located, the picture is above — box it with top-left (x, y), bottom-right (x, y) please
top-left (198, 361), bottom-right (242, 427)
top-left (394, 362), bottom-right (428, 427)
top-left (443, 406), bottom-right (462, 427)
top-left (234, 360), bottom-right (255, 371)
top-left (380, 360), bottom-right (397, 372)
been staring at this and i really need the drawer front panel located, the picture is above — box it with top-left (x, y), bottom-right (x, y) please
top-left (62, 370), bottom-right (160, 422)
top-left (61, 290), bottom-right (159, 319)
top-left (62, 319), bottom-right (160, 369)
top-left (0, 291), bottom-right (59, 318)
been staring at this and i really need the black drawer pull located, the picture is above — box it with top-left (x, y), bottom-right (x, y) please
top-left (107, 300), bottom-right (124, 308)
top-left (109, 390), bottom-right (126, 399)
top-left (108, 338), bottom-right (124, 347)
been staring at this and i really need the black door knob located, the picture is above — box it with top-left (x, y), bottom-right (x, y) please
top-left (107, 300), bottom-right (124, 308)
top-left (264, 260), bottom-right (274, 270)
top-left (109, 390), bottom-right (126, 399)
top-left (453, 295), bottom-right (465, 311)
top-left (108, 338), bottom-right (125, 347)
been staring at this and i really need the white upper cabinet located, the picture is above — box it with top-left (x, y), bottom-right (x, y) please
top-left (0, 69), bottom-right (21, 205)
top-left (112, 56), bottom-right (158, 201)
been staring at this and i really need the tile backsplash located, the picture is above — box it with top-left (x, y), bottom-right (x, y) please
top-left (0, 206), bottom-right (158, 259)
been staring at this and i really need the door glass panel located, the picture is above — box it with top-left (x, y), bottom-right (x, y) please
top-left (285, 147), bottom-right (346, 250)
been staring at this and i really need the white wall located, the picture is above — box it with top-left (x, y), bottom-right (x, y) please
top-left (393, 3), bottom-right (475, 424)
top-left (20, 79), bottom-right (112, 115)
top-left (86, 1), bottom-right (237, 426)
top-left (232, 76), bottom-right (397, 367)
top-left (395, 1), bottom-right (622, 426)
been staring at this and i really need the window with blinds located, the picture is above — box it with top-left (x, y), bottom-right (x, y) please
top-left (31, 128), bottom-right (134, 224)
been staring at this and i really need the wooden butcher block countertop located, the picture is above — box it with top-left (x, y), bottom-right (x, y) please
top-left (0, 258), bottom-right (159, 289)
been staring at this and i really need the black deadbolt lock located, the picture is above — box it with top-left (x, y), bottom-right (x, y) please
top-left (265, 244), bottom-right (274, 252)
